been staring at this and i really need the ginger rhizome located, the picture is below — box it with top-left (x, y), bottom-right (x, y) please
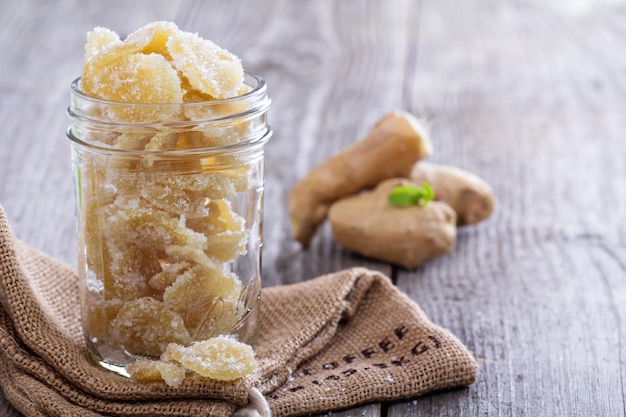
top-left (329, 179), bottom-right (457, 269)
top-left (410, 162), bottom-right (495, 225)
top-left (287, 110), bottom-right (432, 246)
top-left (289, 110), bottom-right (495, 268)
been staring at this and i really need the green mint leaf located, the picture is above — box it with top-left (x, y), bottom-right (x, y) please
top-left (421, 182), bottom-right (435, 205)
top-left (389, 185), bottom-right (419, 207)
top-left (388, 182), bottom-right (435, 207)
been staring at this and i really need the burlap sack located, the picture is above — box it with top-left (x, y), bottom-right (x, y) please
top-left (0, 203), bottom-right (477, 416)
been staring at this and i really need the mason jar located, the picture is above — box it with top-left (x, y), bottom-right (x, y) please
top-left (67, 73), bottom-right (271, 376)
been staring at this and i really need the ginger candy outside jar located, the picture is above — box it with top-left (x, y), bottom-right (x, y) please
top-left (67, 73), bottom-right (271, 376)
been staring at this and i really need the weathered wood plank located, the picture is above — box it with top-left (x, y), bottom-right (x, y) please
top-left (199, 0), bottom-right (407, 286)
top-left (315, 403), bottom-right (381, 417)
top-left (1, 0), bottom-right (625, 416)
top-left (392, 0), bottom-right (626, 415)
top-left (0, 0), bottom-right (182, 264)
top-left (0, 1), bottom-right (182, 416)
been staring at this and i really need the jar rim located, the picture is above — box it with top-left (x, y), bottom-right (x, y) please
top-left (67, 72), bottom-right (272, 156)
top-left (70, 72), bottom-right (268, 107)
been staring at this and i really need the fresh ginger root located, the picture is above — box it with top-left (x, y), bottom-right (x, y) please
top-left (328, 178), bottom-right (456, 269)
top-left (288, 110), bottom-right (432, 246)
top-left (410, 162), bottom-right (495, 225)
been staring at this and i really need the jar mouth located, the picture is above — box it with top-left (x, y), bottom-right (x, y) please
top-left (67, 72), bottom-right (272, 156)
top-left (70, 72), bottom-right (268, 107)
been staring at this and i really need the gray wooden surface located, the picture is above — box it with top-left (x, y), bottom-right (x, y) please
top-left (1, 0), bottom-right (625, 416)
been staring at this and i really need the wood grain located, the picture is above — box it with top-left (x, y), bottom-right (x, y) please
top-left (0, 0), bottom-right (624, 416)
top-left (393, 0), bottom-right (626, 416)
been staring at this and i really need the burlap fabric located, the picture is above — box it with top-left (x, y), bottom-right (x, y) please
top-left (0, 204), bottom-right (477, 417)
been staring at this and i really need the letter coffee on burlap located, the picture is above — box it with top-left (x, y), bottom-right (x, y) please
top-left (0, 203), bottom-right (477, 416)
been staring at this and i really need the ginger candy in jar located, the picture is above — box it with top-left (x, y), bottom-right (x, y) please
top-left (67, 21), bottom-right (271, 377)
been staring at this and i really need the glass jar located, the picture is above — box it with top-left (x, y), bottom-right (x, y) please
top-left (67, 73), bottom-right (271, 375)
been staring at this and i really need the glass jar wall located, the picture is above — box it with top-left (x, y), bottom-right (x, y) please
top-left (67, 73), bottom-right (271, 375)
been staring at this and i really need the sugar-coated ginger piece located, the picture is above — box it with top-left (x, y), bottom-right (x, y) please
top-left (165, 244), bottom-right (217, 268)
top-left (163, 264), bottom-right (241, 304)
top-left (172, 122), bottom-right (252, 149)
top-left (82, 21), bottom-right (178, 78)
top-left (186, 200), bottom-right (237, 235)
top-left (84, 298), bottom-right (123, 342)
top-left (409, 162), bottom-right (495, 225)
top-left (81, 23), bottom-right (185, 121)
top-left (84, 27), bottom-right (121, 61)
top-left (104, 245), bottom-right (163, 301)
top-left (186, 297), bottom-right (240, 341)
top-left (205, 230), bottom-right (248, 262)
top-left (148, 262), bottom-right (193, 291)
top-left (163, 265), bottom-right (241, 332)
top-left (112, 132), bottom-right (155, 151)
top-left (103, 204), bottom-right (208, 255)
top-left (113, 170), bottom-right (249, 215)
top-left (328, 178), bottom-right (456, 269)
top-left (152, 262), bottom-right (240, 338)
top-left (167, 30), bottom-right (243, 99)
top-left (125, 21), bottom-right (179, 57)
top-left (288, 110), bottom-right (433, 246)
top-left (144, 132), bottom-right (180, 151)
top-left (164, 336), bottom-right (257, 381)
top-left (125, 178), bottom-right (208, 219)
top-left (81, 172), bottom-right (116, 277)
top-left (127, 360), bottom-right (187, 388)
top-left (180, 74), bottom-right (211, 103)
top-left (110, 297), bottom-right (191, 357)
top-left (182, 72), bottom-right (250, 104)
top-left (187, 200), bottom-right (248, 261)
top-left (84, 52), bottom-right (183, 104)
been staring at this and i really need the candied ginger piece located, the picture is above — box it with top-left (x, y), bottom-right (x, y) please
top-left (205, 124), bottom-right (252, 147)
top-left (123, 177), bottom-right (209, 219)
top-left (182, 83), bottom-right (251, 123)
top-left (166, 244), bottom-right (216, 267)
top-left (114, 170), bottom-right (249, 213)
top-left (84, 27), bottom-right (121, 61)
top-left (110, 297), bottom-right (191, 357)
top-left (187, 297), bottom-right (240, 341)
top-left (83, 21), bottom-right (178, 73)
top-left (187, 200), bottom-right (248, 261)
top-left (148, 262), bottom-right (192, 291)
top-left (205, 230), bottom-right (248, 262)
top-left (103, 204), bottom-right (207, 254)
top-left (181, 75), bottom-right (212, 103)
top-left (173, 131), bottom-right (206, 149)
top-left (124, 21), bottom-right (179, 57)
top-left (105, 246), bottom-right (163, 301)
top-left (163, 265), bottom-right (241, 302)
top-left (84, 52), bottom-right (183, 104)
top-left (81, 176), bottom-right (115, 275)
top-left (127, 360), bottom-right (187, 387)
top-left (163, 265), bottom-right (241, 328)
top-left (113, 132), bottom-right (154, 151)
top-left (84, 298), bottom-right (123, 342)
top-left (164, 336), bottom-right (257, 381)
top-left (167, 30), bottom-right (244, 99)
top-left (144, 132), bottom-right (180, 151)
top-left (187, 199), bottom-right (243, 235)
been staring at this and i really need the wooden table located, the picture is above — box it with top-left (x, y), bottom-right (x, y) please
top-left (1, 0), bottom-right (625, 415)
